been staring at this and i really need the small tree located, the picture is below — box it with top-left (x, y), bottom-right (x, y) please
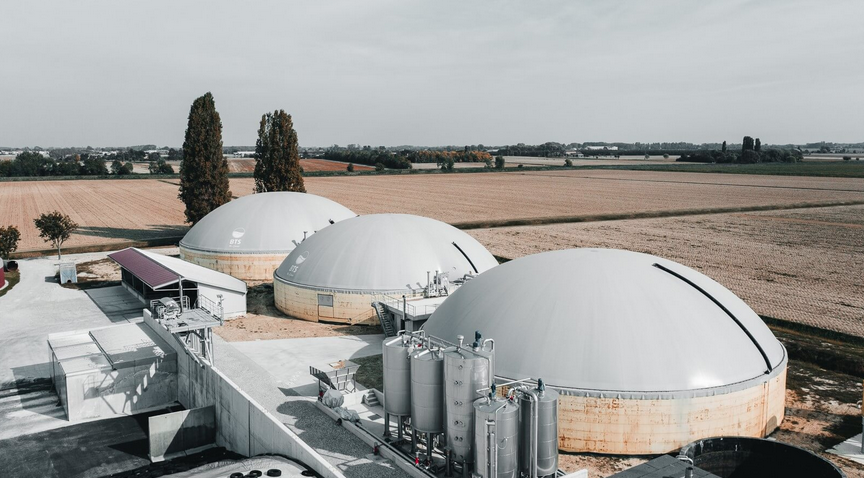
top-left (484, 158), bottom-right (493, 169)
top-left (742, 136), bottom-right (755, 152)
top-left (253, 109), bottom-right (305, 193)
top-left (0, 225), bottom-right (21, 267)
top-left (34, 211), bottom-right (78, 259)
top-left (754, 138), bottom-right (762, 152)
top-left (347, 163), bottom-right (355, 172)
top-left (375, 162), bottom-right (385, 172)
top-left (438, 155), bottom-right (455, 172)
top-left (722, 141), bottom-right (727, 152)
top-left (564, 158), bottom-right (573, 167)
top-left (494, 155), bottom-right (505, 169)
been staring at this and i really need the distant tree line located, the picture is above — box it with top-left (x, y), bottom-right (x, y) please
top-left (677, 136), bottom-right (802, 164)
top-left (496, 142), bottom-right (568, 157)
top-left (322, 147), bottom-right (493, 170)
top-left (322, 149), bottom-right (412, 169)
top-left (0, 152), bottom-right (109, 177)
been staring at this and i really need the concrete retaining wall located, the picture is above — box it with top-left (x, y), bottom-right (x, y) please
top-left (143, 310), bottom-right (345, 478)
top-left (149, 406), bottom-right (216, 461)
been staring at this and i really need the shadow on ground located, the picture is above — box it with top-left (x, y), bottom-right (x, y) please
top-left (75, 225), bottom-right (188, 242)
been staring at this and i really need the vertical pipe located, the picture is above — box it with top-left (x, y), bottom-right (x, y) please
top-left (398, 416), bottom-right (404, 441)
top-left (427, 432), bottom-right (433, 465)
top-left (384, 412), bottom-right (390, 437)
top-left (412, 428), bottom-right (418, 454)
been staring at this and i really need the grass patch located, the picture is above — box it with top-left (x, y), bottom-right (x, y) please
top-left (584, 161), bottom-right (864, 178)
top-left (353, 354), bottom-right (383, 391)
top-left (0, 270), bottom-right (20, 298)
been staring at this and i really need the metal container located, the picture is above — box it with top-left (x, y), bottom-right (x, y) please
top-left (473, 396), bottom-right (520, 478)
top-left (519, 386), bottom-right (559, 478)
top-left (444, 346), bottom-right (493, 463)
top-left (382, 335), bottom-right (412, 416)
top-left (410, 347), bottom-right (445, 433)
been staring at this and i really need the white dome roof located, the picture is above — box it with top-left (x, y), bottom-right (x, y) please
top-left (180, 192), bottom-right (355, 254)
top-left (274, 214), bottom-right (499, 292)
top-left (423, 248), bottom-right (786, 397)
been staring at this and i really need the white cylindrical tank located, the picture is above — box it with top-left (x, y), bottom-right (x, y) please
top-left (410, 347), bottom-right (445, 433)
top-left (382, 335), bottom-right (412, 417)
top-left (474, 394), bottom-right (520, 478)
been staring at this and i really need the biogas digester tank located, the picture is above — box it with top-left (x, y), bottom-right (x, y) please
top-left (410, 347), bottom-right (445, 433)
top-left (474, 395), bottom-right (520, 478)
top-left (382, 336), bottom-right (412, 417)
top-left (519, 385), bottom-right (559, 478)
top-left (444, 343), bottom-right (494, 463)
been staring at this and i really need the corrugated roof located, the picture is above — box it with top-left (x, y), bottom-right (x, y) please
top-left (136, 248), bottom-right (247, 294)
top-left (108, 248), bottom-right (179, 289)
top-left (423, 248), bottom-right (786, 398)
top-left (109, 248), bottom-right (247, 294)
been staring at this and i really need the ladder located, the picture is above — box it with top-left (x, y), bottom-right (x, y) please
top-left (372, 301), bottom-right (397, 337)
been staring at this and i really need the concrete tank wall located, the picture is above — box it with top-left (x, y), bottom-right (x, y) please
top-left (181, 246), bottom-right (287, 282)
top-left (273, 279), bottom-right (421, 325)
top-left (556, 365), bottom-right (787, 455)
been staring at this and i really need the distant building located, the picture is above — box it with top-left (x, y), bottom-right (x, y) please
top-left (584, 146), bottom-right (618, 151)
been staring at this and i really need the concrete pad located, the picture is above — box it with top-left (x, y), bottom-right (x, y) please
top-left (85, 285), bottom-right (144, 320)
top-left (827, 432), bottom-right (864, 466)
top-left (230, 334), bottom-right (384, 396)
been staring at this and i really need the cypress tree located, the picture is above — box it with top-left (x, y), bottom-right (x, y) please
top-left (721, 141), bottom-right (727, 152)
top-left (742, 136), bottom-right (755, 152)
top-left (179, 92), bottom-right (231, 224)
top-left (253, 110), bottom-right (305, 193)
top-left (754, 138), bottom-right (762, 152)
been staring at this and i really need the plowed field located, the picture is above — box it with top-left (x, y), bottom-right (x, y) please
top-left (468, 204), bottom-right (864, 337)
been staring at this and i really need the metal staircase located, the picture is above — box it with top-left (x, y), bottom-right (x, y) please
top-left (363, 389), bottom-right (381, 407)
top-left (372, 301), bottom-right (397, 337)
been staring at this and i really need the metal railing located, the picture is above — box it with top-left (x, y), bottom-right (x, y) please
top-left (372, 293), bottom-right (441, 318)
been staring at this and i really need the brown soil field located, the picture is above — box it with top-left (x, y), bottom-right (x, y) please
top-left (0, 179), bottom-right (188, 252)
top-left (238, 171), bottom-right (864, 227)
top-left (468, 204), bottom-right (864, 338)
top-left (227, 158), bottom-right (373, 173)
top-left (3, 170), bottom-right (862, 253)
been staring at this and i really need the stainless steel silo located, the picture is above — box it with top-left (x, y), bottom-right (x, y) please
top-left (382, 335), bottom-right (412, 417)
top-left (444, 346), bottom-right (494, 465)
top-left (410, 347), bottom-right (445, 433)
top-left (473, 395), bottom-right (520, 478)
top-left (518, 382), bottom-right (559, 478)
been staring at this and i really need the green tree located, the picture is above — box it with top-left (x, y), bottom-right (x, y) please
top-left (722, 140), bottom-right (727, 152)
top-left (564, 158), bottom-right (573, 167)
top-left (438, 154), bottom-right (455, 172)
top-left (34, 211), bottom-right (78, 259)
top-left (253, 110), bottom-right (305, 193)
top-left (179, 92), bottom-right (231, 224)
top-left (149, 159), bottom-right (174, 174)
top-left (754, 138), bottom-right (762, 152)
top-left (375, 162), bottom-right (385, 172)
top-left (495, 155), bottom-right (505, 169)
top-left (742, 136), bottom-right (755, 152)
top-left (347, 163), bottom-right (355, 172)
top-left (0, 225), bottom-right (21, 267)
top-left (80, 156), bottom-right (108, 175)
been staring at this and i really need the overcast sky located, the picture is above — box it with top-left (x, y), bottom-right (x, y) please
top-left (1, 0), bottom-right (862, 148)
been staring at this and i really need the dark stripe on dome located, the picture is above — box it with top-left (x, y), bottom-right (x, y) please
top-left (452, 241), bottom-right (479, 273)
top-left (652, 262), bottom-right (773, 374)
